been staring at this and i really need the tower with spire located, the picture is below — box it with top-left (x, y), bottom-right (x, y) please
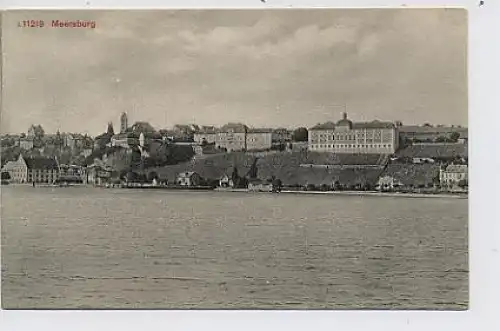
top-left (120, 112), bottom-right (128, 133)
top-left (107, 122), bottom-right (114, 135)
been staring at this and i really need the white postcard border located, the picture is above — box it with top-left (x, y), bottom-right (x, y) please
top-left (0, 1), bottom-right (498, 331)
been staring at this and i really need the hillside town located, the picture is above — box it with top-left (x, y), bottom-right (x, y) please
top-left (1, 111), bottom-right (468, 194)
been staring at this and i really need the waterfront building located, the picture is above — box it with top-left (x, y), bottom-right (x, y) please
top-left (247, 179), bottom-right (273, 192)
top-left (308, 112), bottom-right (399, 154)
top-left (2, 155), bottom-right (60, 184)
top-left (176, 171), bottom-right (202, 186)
top-left (219, 174), bottom-right (234, 188)
top-left (439, 164), bottom-right (468, 190)
top-left (59, 164), bottom-right (86, 183)
top-left (26, 156), bottom-right (60, 184)
top-left (86, 163), bottom-right (112, 186)
top-left (1, 155), bottom-right (60, 184)
top-left (1, 155), bottom-right (28, 183)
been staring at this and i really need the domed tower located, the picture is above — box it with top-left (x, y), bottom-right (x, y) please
top-left (120, 112), bottom-right (128, 133)
top-left (336, 112), bottom-right (353, 131)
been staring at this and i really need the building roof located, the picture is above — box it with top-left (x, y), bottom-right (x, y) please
top-left (24, 156), bottom-right (59, 170)
top-left (445, 164), bottom-right (468, 172)
top-left (177, 171), bottom-right (198, 178)
top-left (353, 121), bottom-right (395, 129)
top-left (130, 121), bottom-right (156, 133)
top-left (196, 126), bottom-right (218, 134)
top-left (2, 161), bottom-right (19, 171)
top-left (310, 120), bottom-right (395, 131)
top-left (399, 125), bottom-right (467, 134)
top-left (95, 132), bottom-right (113, 140)
top-left (247, 128), bottom-right (273, 133)
top-left (336, 118), bottom-right (353, 127)
top-left (310, 122), bottom-right (336, 130)
top-left (248, 178), bottom-right (270, 185)
top-left (113, 132), bottom-right (140, 139)
top-left (220, 123), bottom-right (248, 133)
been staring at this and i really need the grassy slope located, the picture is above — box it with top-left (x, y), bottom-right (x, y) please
top-left (152, 151), bottom-right (388, 186)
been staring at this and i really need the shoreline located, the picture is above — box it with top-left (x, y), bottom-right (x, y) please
top-left (1, 183), bottom-right (467, 198)
top-left (279, 190), bottom-right (467, 199)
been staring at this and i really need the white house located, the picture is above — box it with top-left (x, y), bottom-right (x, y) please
top-left (176, 171), bottom-right (202, 186)
top-left (247, 179), bottom-right (273, 192)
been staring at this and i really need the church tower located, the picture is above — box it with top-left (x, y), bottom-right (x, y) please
top-left (120, 112), bottom-right (128, 133)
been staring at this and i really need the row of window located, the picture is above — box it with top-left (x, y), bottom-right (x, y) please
top-left (311, 138), bottom-right (392, 144)
top-left (313, 134), bottom-right (384, 140)
top-left (310, 144), bottom-right (393, 149)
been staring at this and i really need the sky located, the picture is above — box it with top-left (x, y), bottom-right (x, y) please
top-left (0, 9), bottom-right (467, 136)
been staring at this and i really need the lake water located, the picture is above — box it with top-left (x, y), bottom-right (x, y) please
top-left (1, 186), bottom-right (468, 309)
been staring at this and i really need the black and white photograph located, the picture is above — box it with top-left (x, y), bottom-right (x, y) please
top-left (0, 8), bottom-right (468, 310)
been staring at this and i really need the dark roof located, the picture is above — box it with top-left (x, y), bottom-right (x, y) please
top-left (353, 121), bottom-right (395, 129)
top-left (247, 128), bottom-right (273, 133)
top-left (95, 132), bottom-right (113, 140)
top-left (113, 132), bottom-right (140, 139)
top-left (24, 156), bottom-right (59, 170)
top-left (399, 126), bottom-right (467, 134)
top-left (310, 122), bottom-right (336, 130)
top-left (310, 120), bottom-right (395, 130)
top-left (336, 119), bottom-right (353, 127)
top-left (196, 126), bottom-right (218, 134)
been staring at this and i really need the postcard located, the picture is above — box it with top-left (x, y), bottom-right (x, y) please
top-left (0, 8), bottom-right (468, 310)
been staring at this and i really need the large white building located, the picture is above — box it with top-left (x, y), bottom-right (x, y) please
top-left (308, 113), bottom-right (399, 154)
top-left (440, 164), bottom-right (468, 190)
top-left (193, 124), bottom-right (274, 152)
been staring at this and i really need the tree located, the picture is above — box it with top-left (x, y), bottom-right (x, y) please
top-left (115, 169), bottom-right (127, 180)
top-left (292, 127), bottom-right (308, 142)
top-left (28, 124), bottom-right (45, 138)
top-left (131, 122), bottom-right (156, 133)
top-left (435, 136), bottom-right (448, 143)
top-left (1, 172), bottom-right (11, 180)
top-left (126, 171), bottom-right (137, 182)
top-left (450, 132), bottom-right (461, 143)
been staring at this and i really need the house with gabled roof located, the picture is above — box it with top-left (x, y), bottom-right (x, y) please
top-left (1, 155), bottom-right (60, 184)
